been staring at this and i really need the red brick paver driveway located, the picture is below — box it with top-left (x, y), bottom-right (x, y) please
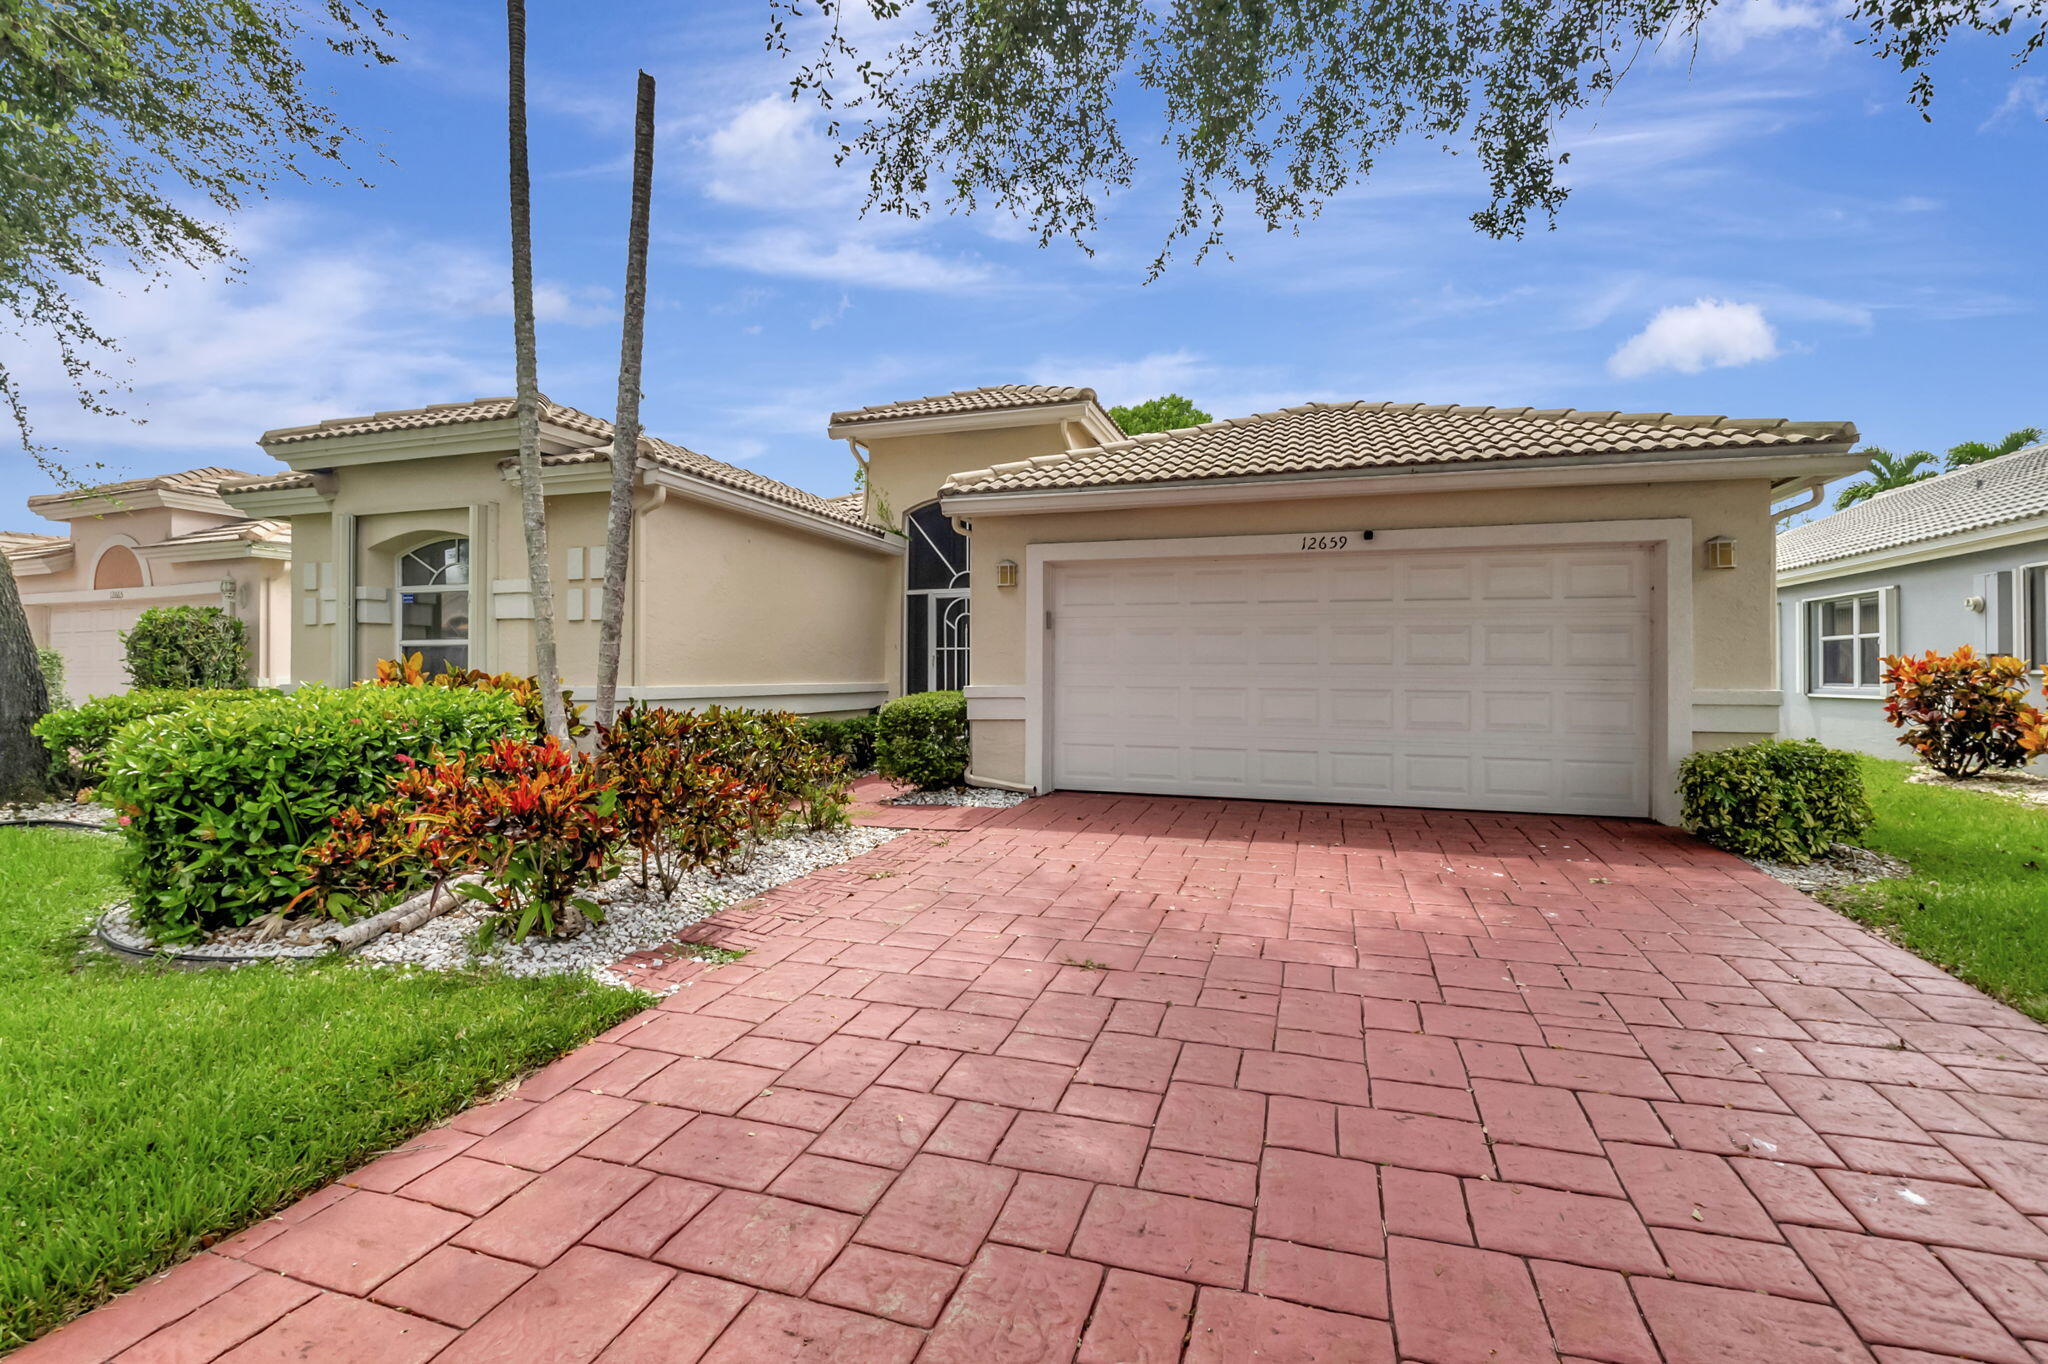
top-left (26, 794), bottom-right (2048, 1363)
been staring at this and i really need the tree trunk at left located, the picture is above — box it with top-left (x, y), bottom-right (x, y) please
top-left (0, 554), bottom-right (51, 801)
top-left (507, 0), bottom-right (568, 739)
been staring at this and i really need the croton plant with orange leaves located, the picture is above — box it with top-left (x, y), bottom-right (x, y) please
top-left (1880, 646), bottom-right (2048, 779)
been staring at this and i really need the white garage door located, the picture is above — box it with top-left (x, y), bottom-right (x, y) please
top-left (47, 602), bottom-right (153, 699)
top-left (1050, 545), bottom-right (1655, 817)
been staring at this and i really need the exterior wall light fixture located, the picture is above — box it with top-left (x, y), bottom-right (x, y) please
top-left (1704, 536), bottom-right (1737, 570)
top-left (996, 559), bottom-right (1019, 589)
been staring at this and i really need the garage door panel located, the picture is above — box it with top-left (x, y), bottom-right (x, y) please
top-left (1050, 545), bottom-right (1654, 818)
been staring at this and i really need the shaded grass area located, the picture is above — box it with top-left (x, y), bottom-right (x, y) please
top-left (0, 827), bottom-right (647, 1350)
top-left (1822, 757), bottom-right (2048, 1021)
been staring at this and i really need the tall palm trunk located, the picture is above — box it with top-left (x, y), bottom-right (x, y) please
top-left (507, 0), bottom-right (567, 738)
top-left (0, 554), bottom-right (51, 800)
top-left (595, 71), bottom-right (657, 727)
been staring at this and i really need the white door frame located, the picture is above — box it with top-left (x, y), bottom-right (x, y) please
top-left (1023, 518), bottom-right (1694, 825)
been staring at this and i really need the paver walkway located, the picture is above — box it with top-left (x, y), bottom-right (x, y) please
top-left (25, 794), bottom-right (2048, 1363)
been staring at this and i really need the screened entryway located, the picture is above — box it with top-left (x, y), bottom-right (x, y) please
top-left (904, 503), bottom-right (969, 692)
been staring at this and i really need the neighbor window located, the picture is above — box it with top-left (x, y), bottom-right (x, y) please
top-left (1809, 591), bottom-right (1883, 692)
top-left (2022, 564), bottom-right (2048, 669)
top-left (399, 537), bottom-right (470, 673)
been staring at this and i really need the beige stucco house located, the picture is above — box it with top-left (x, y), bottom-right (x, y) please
top-left (7, 469), bottom-right (293, 696)
top-left (206, 385), bottom-right (1863, 826)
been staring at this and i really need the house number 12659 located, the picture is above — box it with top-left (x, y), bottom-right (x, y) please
top-left (1298, 532), bottom-right (1371, 551)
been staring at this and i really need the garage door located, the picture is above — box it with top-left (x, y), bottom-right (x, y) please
top-left (1049, 545), bottom-right (1655, 816)
top-left (47, 602), bottom-right (153, 699)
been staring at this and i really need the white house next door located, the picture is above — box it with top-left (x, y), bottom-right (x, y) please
top-left (1048, 544), bottom-right (1656, 817)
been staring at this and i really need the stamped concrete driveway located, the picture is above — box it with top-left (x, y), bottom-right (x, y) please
top-left (24, 793), bottom-right (2048, 1363)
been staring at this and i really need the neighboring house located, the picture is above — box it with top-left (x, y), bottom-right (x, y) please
top-left (219, 387), bottom-right (1863, 825)
top-left (5, 469), bottom-right (293, 696)
top-left (1776, 441), bottom-right (2048, 758)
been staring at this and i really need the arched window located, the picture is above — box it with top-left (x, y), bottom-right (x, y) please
top-left (398, 537), bottom-right (470, 674)
top-left (904, 503), bottom-right (968, 692)
top-left (92, 544), bottom-right (144, 590)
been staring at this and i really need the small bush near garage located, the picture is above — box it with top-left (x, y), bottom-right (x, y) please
top-left (805, 713), bottom-right (878, 770)
top-left (1678, 739), bottom-right (1872, 864)
top-left (121, 605), bottom-right (250, 690)
top-left (33, 689), bottom-right (260, 792)
top-left (876, 689), bottom-right (969, 788)
top-left (100, 685), bottom-right (524, 937)
top-left (1881, 646), bottom-right (2048, 779)
top-left (35, 648), bottom-right (67, 710)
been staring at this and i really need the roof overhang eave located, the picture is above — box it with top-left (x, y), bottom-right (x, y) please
top-left (1776, 509), bottom-right (2048, 586)
top-left (940, 442), bottom-right (1866, 516)
top-left (829, 399), bottom-right (1122, 448)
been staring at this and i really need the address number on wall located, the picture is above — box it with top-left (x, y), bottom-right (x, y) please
top-left (1296, 531), bottom-right (1374, 552)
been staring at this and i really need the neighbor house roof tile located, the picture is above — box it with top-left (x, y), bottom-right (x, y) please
top-left (260, 396), bottom-right (612, 445)
top-left (533, 437), bottom-right (883, 533)
top-left (830, 385), bottom-right (1098, 426)
top-left (157, 519), bottom-right (291, 547)
top-left (1777, 442), bottom-right (2048, 573)
top-left (24, 467), bottom-right (258, 512)
top-left (219, 471), bottom-right (319, 496)
top-left (941, 400), bottom-right (1856, 495)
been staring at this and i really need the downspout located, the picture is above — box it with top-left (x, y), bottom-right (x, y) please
top-left (629, 479), bottom-right (667, 702)
top-left (1772, 480), bottom-right (1826, 523)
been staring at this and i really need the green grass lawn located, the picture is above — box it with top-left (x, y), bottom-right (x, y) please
top-left (1821, 756), bottom-right (2048, 1020)
top-left (0, 826), bottom-right (647, 1351)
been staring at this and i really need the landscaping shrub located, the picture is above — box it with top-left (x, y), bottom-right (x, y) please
top-left (595, 705), bottom-right (780, 895)
top-left (688, 706), bottom-right (851, 847)
top-left (373, 652), bottom-right (586, 735)
top-left (875, 690), bottom-right (969, 788)
top-left (1881, 647), bottom-right (2048, 778)
top-left (399, 737), bottom-right (623, 941)
top-left (122, 605), bottom-right (249, 689)
top-left (36, 648), bottom-right (67, 711)
top-left (804, 714), bottom-right (878, 770)
top-left (1677, 739), bottom-right (1873, 864)
top-left (292, 797), bottom-right (437, 920)
top-left (99, 686), bottom-right (524, 937)
top-left (33, 689), bottom-right (258, 792)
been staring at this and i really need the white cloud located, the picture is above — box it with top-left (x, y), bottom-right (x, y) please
top-left (1027, 349), bottom-right (1213, 406)
top-left (1688, 0), bottom-right (1831, 55)
top-left (703, 96), bottom-right (863, 211)
top-left (1981, 77), bottom-right (2048, 131)
top-left (703, 228), bottom-right (999, 293)
top-left (1607, 298), bottom-right (1780, 378)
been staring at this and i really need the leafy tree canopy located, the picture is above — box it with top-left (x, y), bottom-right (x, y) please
top-left (1109, 393), bottom-right (1212, 435)
top-left (1, 0), bottom-right (392, 460)
top-left (774, 0), bottom-right (2044, 276)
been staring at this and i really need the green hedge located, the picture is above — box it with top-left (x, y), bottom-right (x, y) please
top-left (34, 689), bottom-right (260, 792)
top-left (1678, 738), bottom-right (1872, 864)
top-left (99, 686), bottom-right (525, 937)
top-left (122, 605), bottom-right (250, 689)
top-left (875, 690), bottom-right (968, 788)
top-left (804, 714), bottom-right (878, 770)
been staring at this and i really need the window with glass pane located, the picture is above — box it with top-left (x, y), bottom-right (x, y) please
top-left (1812, 591), bottom-right (1881, 690)
top-left (2024, 565), bottom-right (2048, 668)
top-left (398, 537), bottom-right (470, 672)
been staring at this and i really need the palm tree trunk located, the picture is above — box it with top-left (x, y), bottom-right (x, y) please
top-left (0, 553), bottom-right (51, 801)
top-left (507, 0), bottom-right (567, 739)
top-left (595, 71), bottom-right (657, 728)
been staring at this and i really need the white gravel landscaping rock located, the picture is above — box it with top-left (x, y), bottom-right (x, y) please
top-left (97, 901), bottom-right (344, 961)
top-left (886, 785), bottom-right (1029, 808)
top-left (1, 800), bottom-right (116, 829)
top-left (359, 825), bottom-right (900, 987)
top-left (1746, 842), bottom-right (1912, 894)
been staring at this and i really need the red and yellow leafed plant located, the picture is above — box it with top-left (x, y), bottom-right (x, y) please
top-left (372, 653), bottom-right (586, 736)
top-left (1881, 646), bottom-right (2048, 779)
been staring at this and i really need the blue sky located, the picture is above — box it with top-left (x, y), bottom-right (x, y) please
top-left (7, 0), bottom-right (2044, 511)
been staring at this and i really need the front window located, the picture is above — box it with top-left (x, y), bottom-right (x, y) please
top-left (399, 537), bottom-right (470, 674)
top-left (2022, 564), bottom-right (2048, 668)
top-left (904, 503), bottom-right (968, 692)
top-left (1810, 591), bottom-right (1881, 691)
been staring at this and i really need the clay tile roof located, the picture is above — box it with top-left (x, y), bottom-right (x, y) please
top-left (219, 471), bottom-right (319, 496)
top-left (260, 395), bottom-right (612, 445)
top-left (941, 400), bottom-right (1856, 495)
top-left (158, 518), bottom-right (292, 547)
top-left (1, 530), bottom-right (69, 562)
top-left (829, 385), bottom-right (1098, 427)
top-left (1777, 442), bottom-right (2048, 573)
top-left (24, 467), bottom-right (258, 510)
top-left (531, 438), bottom-right (885, 534)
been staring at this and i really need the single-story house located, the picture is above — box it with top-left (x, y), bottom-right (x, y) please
top-left (6, 469), bottom-right (293, 696)
top-left (212, 386), bottom-right (1863, 825)
top-left (1776, 440), bottom-right (2048, 757)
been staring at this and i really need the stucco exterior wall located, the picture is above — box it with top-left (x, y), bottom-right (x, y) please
top-left (1777, 537), bottom-right (2048, 759)
top-left (858, 420), bottom-right (1080, 697)
top-left (957, 476), bottom-right (1782, 787)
